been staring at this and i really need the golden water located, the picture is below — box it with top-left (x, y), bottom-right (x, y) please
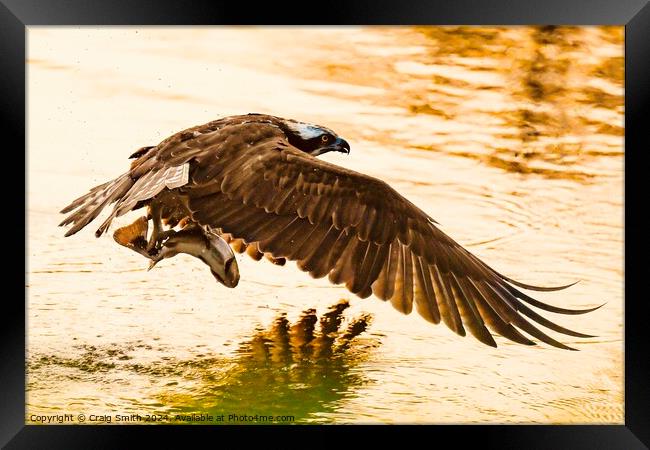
top-left (26, 26), bottom-right (623, 424)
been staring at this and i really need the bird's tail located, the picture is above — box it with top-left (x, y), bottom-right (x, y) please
top-left (59, 173), bottom-right (134, 237)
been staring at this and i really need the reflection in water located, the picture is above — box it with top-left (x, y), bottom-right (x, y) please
top-left (27, 301), bottom-right (377, 424)
top-left (423, 26), bottom-right (621, 179)
top-left (308, 26), bottom-right (623, 181)
top-left (167, 300), bottom-right (376, 424)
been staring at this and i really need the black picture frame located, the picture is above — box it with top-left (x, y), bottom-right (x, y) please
top-left (5, 0), bottom-right (648, 447)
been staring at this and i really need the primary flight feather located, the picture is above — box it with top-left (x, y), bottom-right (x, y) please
top-left (60, 113), bottom-right (601, 350)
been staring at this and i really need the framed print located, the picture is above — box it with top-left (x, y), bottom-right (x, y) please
top-left (4, 0), bottom-right (649, 447)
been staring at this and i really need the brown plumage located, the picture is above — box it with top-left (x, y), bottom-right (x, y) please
top-left (60, 113), bottom-right (602, 350)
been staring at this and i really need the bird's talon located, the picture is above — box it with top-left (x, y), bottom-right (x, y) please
top-left (147, 229), bottom-right (177, 253)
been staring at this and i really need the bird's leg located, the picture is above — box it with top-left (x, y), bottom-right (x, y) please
top-left (146, 200), bottom-right (176, 253)
top-left (146, 202), bottom-right (163, 252)
top-left (150, 229), bottom-right (177, 253)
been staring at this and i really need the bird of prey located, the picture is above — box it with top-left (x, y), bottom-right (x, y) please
top-left (60, 113), bottom-right (600, 350)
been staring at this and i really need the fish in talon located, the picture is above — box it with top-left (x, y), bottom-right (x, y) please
top-left (148, 226), bottom-right (240, 288)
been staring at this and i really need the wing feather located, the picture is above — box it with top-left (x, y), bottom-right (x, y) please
top-left (413, 256), bottom-right (440, 324)
top-left (327, 233), bottom-right (358, 286)
top-left (372, 242), bottom-right (398, 301)
top-left (449, 274), bottom-right (496, 347)
top-left (297, 224), bottom-right (342, 278)
top-left (459, 277), bottom-right (535, 346)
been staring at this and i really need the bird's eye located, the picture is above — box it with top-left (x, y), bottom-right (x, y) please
top-left (321, 135), bottom-right (329, 143)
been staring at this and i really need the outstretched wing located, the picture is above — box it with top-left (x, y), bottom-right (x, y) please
top-left (59, 115), bottom-right (263, 237)
top-left (182, 126), bottom-right (600, 350)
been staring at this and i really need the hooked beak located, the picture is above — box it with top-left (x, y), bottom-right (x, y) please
top-left (331, 137), bottom-right (350, 155)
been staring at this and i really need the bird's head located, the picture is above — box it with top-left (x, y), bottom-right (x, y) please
top-left (279, 119), bottom-right (351, 157)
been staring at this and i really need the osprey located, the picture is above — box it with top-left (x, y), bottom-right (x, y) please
top-left (60, 113), bottom-right (600, 350)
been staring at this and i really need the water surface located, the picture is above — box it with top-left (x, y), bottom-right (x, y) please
top-left (27, 26), bottom-right (623, 424)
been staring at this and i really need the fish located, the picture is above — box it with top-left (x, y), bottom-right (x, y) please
top-left (147, 225), bottom-right (240, 288)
